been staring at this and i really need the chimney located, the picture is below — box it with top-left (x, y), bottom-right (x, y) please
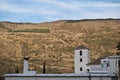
top-left (23, 56), bottom-right (29, 73)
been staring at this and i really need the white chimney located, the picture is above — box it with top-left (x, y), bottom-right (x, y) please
top-left (23, 56), bottom-right (29, 73)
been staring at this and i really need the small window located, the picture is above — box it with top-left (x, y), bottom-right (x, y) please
top-left (80, 67), bottom-right (82, 71)
top-left (80, 51), bottom-right (82, 56)
top-left (87, 69), bottom-right (90, 72)
top-left (80, 58), bottom-right (82, 62)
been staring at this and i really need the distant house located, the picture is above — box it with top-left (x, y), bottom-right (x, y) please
top-left (86, 56), bottom-right (109, 74)
top-left (4, 45), bottom-right (119, 80)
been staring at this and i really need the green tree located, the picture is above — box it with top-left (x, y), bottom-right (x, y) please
top-left (15, 66), bottom-right (19, 73)
top-left (42, 61), bottom-right (46, 73)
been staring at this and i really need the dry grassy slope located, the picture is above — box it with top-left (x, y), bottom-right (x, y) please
top-left (0, 19), bottom-right (120, 75)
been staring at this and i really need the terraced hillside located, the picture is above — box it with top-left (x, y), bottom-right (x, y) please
top-left (0, 19), bottom-right (120, 76)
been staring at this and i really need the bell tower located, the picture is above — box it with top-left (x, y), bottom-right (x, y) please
top-left (74, 45), bottom-right (90, 73)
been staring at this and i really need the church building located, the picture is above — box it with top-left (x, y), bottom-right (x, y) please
top-left (4, 45), bottom-right (119, 80)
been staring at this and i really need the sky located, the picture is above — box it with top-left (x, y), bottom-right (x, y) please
top-left (0, 0), bottom-right (120, 23)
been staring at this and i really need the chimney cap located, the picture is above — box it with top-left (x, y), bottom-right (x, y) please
top-left (24, 56), bottom-right (29, 60)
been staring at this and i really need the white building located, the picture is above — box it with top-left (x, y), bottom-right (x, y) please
top-left (4, 45), bottom-right (119, 80)
top-left (74, 45), bottom-right (120, 75)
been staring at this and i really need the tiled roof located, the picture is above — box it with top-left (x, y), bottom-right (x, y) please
top-left (75, 45), bottom-right (90, 50)
top-left (87, 56), bottom-right (108, 65)
top-left (87, 58), bottom-right (101, 65)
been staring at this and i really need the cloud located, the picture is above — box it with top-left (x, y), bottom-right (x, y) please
top-left (81, 1), bottom-right (120, 7)
top-left (33, 0), bottom-right (120, 8)
top-left (0, 1), bottom-right (30, 13)
top-left (33, 0), bottom-right (79, 10)
top-left (0, 0), bottom-right (120, 14)
top-left (0, 0), bottom-right (120, 22)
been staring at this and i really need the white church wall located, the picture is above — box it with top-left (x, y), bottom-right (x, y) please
top-left (5, 75), bottom-right (113, 80)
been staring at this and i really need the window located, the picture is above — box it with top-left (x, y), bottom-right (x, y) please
top-left (87, 69), bottom-right (90, 72)
top-left (80, 58), bottom-right (82, 62)
top-left (80, 67), bottom-right (82, 71)
top-left (80, 51), bottom-right (82, 56)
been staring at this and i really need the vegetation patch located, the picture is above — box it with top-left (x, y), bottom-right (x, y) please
top-left (0, 23), bottom-right (6, 29)
top-left (67, 18), bottom-right (120, 23)
top-left (0, 23), bottom-right (12, 31)
top-left (13, 29), bottom-right (50, 33)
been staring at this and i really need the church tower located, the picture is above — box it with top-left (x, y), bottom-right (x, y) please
top-left (74, 45), bottom-right (90, 73)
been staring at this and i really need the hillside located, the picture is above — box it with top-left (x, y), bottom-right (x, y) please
top-left (0, 19), bottom-right (120, 76)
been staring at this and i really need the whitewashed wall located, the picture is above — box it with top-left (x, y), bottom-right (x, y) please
top-left (87, 65), bottom-right (101, 71)
top-left (5, 76), bottom-right (112, 80)
top-left (108, 56), bottom-right (120, 75)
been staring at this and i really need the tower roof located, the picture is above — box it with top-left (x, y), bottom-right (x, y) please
top-left (24, 56), bottom-right (29, 60)
top-left (75, 45), bottom-right (90, 50)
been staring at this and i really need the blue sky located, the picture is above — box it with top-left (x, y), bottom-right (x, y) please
top-left (0, 0), bottom-right (120, 23)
